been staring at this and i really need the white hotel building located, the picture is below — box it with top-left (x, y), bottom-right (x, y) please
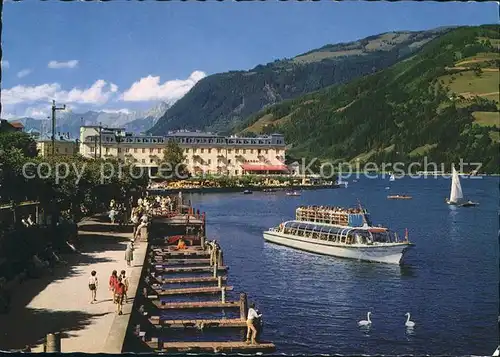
top-left (79, 126), bottom-right (288, 177)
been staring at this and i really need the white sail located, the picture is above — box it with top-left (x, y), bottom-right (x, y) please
top-left (449, 165), bottom-right (464, 203)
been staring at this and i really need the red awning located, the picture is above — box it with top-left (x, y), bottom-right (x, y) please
top-left (241, 164), bottom-right (289, 172)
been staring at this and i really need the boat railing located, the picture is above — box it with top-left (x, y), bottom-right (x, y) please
top-left (296, 209), bottom-right (350, 226)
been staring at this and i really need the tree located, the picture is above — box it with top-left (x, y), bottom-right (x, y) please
top-left (0, 132), bottom-right (38, 157)
top-left (161, 139), bottom-right (188, 179)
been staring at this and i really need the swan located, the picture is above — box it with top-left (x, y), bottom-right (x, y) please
top-left (405, 312), bottom-right (415, 328)
top-left (358, 312), bottom-right (372, 326)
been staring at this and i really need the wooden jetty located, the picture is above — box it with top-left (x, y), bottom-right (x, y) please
top-left (132, 203), bottom-right (275, 354)
top-left (150, 300), bottom-right (240, 309)
top-left (150, 275), bottom-right (228, 284)
top-left (151, 286), bottom-right (234, 296)
top-left (148, 317), bottom-right (246, 328)
top-left (153, 265), bottom-right (229, 273)
top-left (144, 340), bottom-right (276, 353)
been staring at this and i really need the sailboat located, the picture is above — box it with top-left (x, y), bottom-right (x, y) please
top-left (446, 165), bottom-right (478, 207)
top-left (389, 174), bottom-right (395, 182)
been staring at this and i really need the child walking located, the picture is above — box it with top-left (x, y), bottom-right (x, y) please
top-left (88, 270), bottom-right (98, 303)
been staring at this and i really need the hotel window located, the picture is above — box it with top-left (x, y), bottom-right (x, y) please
top-left (208, 148), bottom-right (211, 154)
top-left (149, 148), bottom-right (154, 153)
top-left (258, 149), bottom-right (262, 154)
top-left (276, 150), bottom-right (281, 155)
top-left (217, 148), bottom-right (221, 153)
top-left (90, 147), bottom-right (95, 152)
top-left (134, 148), bottom-right (138, 153)
top-left (208, 159), bottom-right (211, 165)
top-left (125, 148), bottom-right (130, 153)
top-left (141, 159), bottom-right (145, 163)
top-left (194, 149), bottom-right (197, 153)
top-left (201, 148), bottom-right (204, 153)
top-left (235, 149), bottom-right (239, 154)
top-left (118, 148), bottom-right (122, 153)
top-left (185, 148), bottom-right (189, 153)
top-left (235, 170), bottom-right (239, 175)
top-left (243, 149), bottom-right (246, 154)
top-left (228, 149), bottom-right (232, 154)
top-left (158, 148), bottom-right (162, 153)
top-left (265, 149), bottom-right (268, 154)
top-left (150, 159), bottom-right (154, 163)
top-left (105, 148), bottom-right (110, 154)
top-left (142, 148), bottom-right (146, 153)
top-left (250, 149), bottom-right (254, 154)
top-left (228, 159), bottom-right (232, 164)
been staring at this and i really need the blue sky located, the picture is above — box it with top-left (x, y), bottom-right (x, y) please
top-left (2, 0), bottom-right (497, 119)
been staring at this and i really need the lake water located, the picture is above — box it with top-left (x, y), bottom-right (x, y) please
top-left (182, 176), bottom-right (499, 355)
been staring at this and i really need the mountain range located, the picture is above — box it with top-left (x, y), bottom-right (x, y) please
top-left (149, 26), bottom-right (455, 135)
top-left (238, 24), bottom-right (500, 173)
top-left (12, 101), bottom-right (170, 140)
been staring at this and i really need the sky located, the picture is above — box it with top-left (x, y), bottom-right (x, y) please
top-left (1, 0), bottom-right (498, 119)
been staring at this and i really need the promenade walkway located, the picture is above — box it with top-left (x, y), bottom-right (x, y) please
top-left (0, 216), bottom-right (147, 353)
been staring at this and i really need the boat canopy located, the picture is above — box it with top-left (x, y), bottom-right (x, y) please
top-left (281, 220), bottom-right (398, 244)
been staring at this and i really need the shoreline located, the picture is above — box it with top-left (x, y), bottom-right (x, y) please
top-left (147, 183), bottom-right (341, 194)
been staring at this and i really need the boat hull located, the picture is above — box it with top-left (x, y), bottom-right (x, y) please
top-left (263, 231), bottom-right (411, 265)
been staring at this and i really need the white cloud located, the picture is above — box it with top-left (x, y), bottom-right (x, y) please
top-left (101, 108), bottom-right (131, 114)
top-left (48, 60), bottom-right (79, 69)
top-left (23, 106), bottom-right (50, 119)
top-left (1, 60), bottom-right (9, 69)
top-left (2, 80), bottom-right (117, 106)
top-left (110, 83), bottom-right (118, 93)
top-left (17, 69), bottom-right (32, 78)
top-left (121, 70), bottom-right (206, 102)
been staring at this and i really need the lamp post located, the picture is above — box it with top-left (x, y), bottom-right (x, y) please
top-left (51, 100), bottom-right (66, 156)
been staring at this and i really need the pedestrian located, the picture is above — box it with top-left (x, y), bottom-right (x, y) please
top-left (125, 240), bottom-right (134, 267)
top-left (120, 270), bottom-right (129, 302)
top-left (109, 270), bottom-right (118, 303)
top-left (88, 270), bottom-right (98, 303)
top-left (246, 303), bottom-right (262, 345)
top-left (115, 279), bottom-right (125, 315)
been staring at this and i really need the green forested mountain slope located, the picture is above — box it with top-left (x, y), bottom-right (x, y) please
top-left (150, 28), bottom-right (452, 135)
top-left (238, 25), bottom-right (500, 173)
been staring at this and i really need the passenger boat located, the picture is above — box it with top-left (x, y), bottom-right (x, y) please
top-left (263, 205), bottom-right (414, 264)
top-left (387, 195), bottom-right (412, 200)
top-left (243, 189), bottom-right (253, 195)
top-left (389, 174), bottom-right (395, 182)
top-left (446, 165), bottom-right (478, 207)
top-left (286, 191), bottom-right (301, 196)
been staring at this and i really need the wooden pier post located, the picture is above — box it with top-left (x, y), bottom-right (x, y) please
top-left (44, 333), bottom-right (61, 352)
top-left (217, 249), bottom-right (223, 267)
top-left (213, 261), bottom-right (217, 278)
top-left (221, 287), bottom-right (226, 303)
top-left (200, 234), bottom-right (205, 250)
top-left (217, 276), bottom-right (222, 288)
top-left (240, 293), bottom-right (248, 321)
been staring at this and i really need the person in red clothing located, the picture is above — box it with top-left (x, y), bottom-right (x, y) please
top-left (109, 270), bottom-right (118, 303)
top-left (115, 280), bottom-right (125, 315)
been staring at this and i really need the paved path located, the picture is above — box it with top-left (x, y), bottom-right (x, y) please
top-left (0, 217), bottom-right (147, 353)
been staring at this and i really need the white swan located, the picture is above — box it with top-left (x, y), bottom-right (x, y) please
top-left (358, 312), bottom-right (372, 326)
top-left (405, 312), bottom-right (415, 328)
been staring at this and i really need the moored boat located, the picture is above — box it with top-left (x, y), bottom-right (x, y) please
top-left (387, 195), bottom-right (412, 200)
top-left (286, 191), bottom-right (301, 196)
top-left (243, 189), bottom-right (253, 195)
top-left (263, 205), bottom-right (414, 264)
